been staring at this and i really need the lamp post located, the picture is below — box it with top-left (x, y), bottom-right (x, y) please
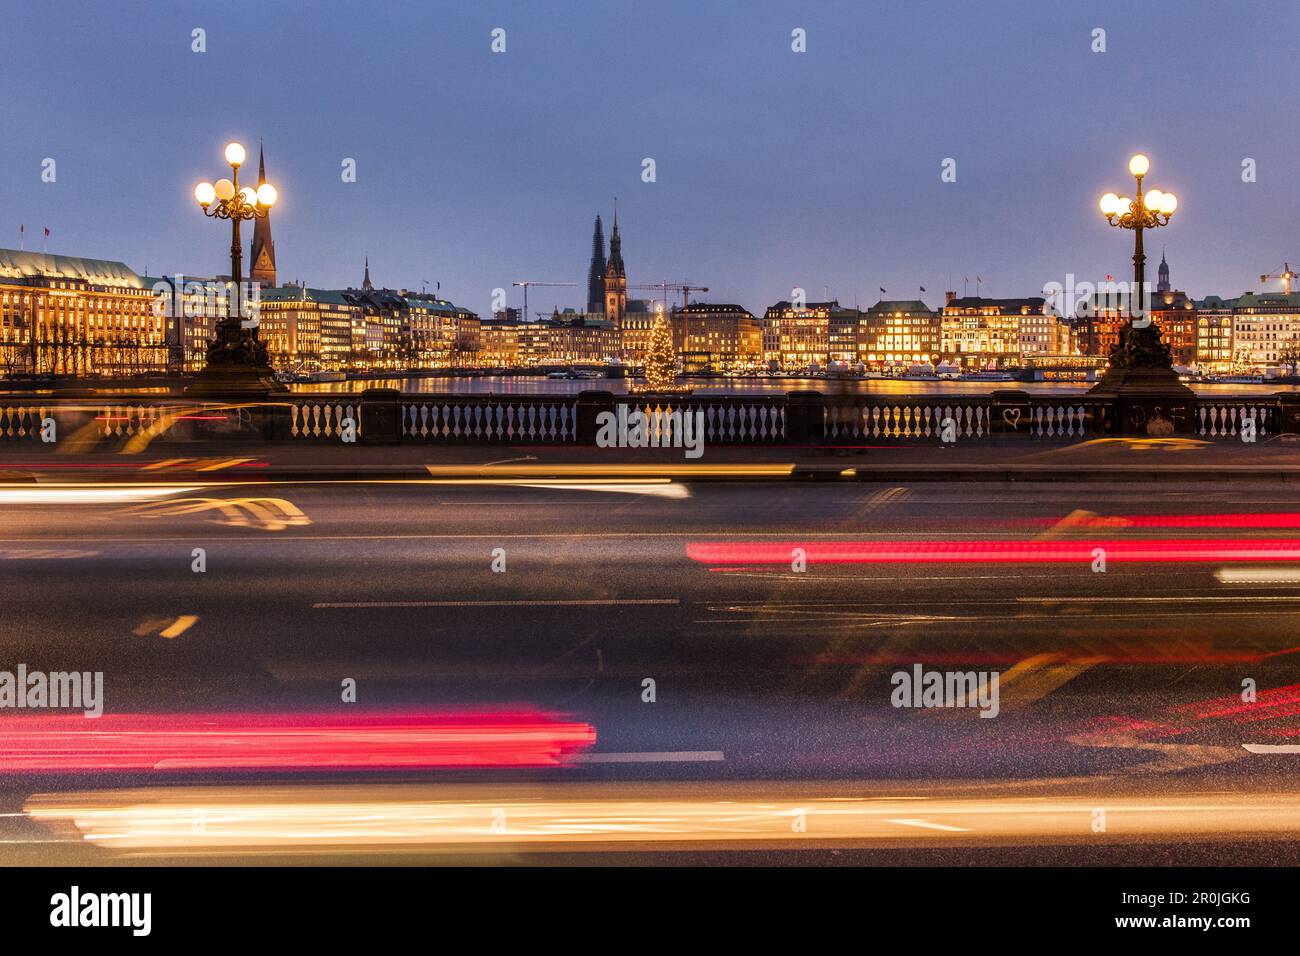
top-left (185, 141), bottom-right (286, 395)
top-left (1090, 153), bottom-right (1191, 430)
top-left (1099, 153), bottom-right (1178, 305)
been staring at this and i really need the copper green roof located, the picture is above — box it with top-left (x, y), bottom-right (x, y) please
top-left (0, 247), bottom-right (142, 288)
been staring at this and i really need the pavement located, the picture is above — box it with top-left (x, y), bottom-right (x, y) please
top-left (1, 477), bottom-right (1299, 863)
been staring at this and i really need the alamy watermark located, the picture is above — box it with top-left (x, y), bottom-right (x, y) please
top-left (890, 664), bottom-right (1000, 718)
top-left (0, 664), bottom-right (103, 717)
top-left (151, 275), bottom-right (262, 329)
top-left (596, 404), bottom-right (705, 459)
top-left (1043, 274), bottom-right (1156, 326)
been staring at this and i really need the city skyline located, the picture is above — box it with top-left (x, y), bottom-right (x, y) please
top-left (3, 0), bottom-right (1300, 320)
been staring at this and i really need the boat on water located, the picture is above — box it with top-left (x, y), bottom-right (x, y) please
top-left (308, 370), bottom-right (347, 383)
top-left (1208, 374), bottom-right (1264, 385)
top-left (960, 369), bottom-right (1016, 381)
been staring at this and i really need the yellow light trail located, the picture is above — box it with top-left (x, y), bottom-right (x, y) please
top-left (24, 784), bottom-right (1300, 854)
top-left (424, 464), bottom-right (795, 479)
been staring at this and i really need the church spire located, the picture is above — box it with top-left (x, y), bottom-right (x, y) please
top-left (603, 200), bottom-right (627, 325)
top-left (1157, 246), bottom-right (1170, 293)
top-left (586, 214), bottom-right (606, 313)
top-left (249, 140), bottom-right (277, 287)
top-left (363, 254), bottom-right (373, 290)
top-left (607, 199), bottom-right (624, 277)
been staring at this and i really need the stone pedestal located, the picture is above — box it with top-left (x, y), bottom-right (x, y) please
top-left (1087, 367), bottom-right (1195, 435)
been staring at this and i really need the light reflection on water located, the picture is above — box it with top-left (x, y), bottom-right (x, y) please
top-left (291, 374), bottom-right (1288, 397)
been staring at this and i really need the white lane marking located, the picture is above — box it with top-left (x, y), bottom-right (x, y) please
top-left (1242, 744), bottom-right (1300, 754)
top-left (886, 818), bottom-right (971, 832)
top-left (312, 599), bottom-right (680, 609)
top-left (575, 751), bottom-right (725, 764)
top-left (1216, 568), bottom-right (1300, 585)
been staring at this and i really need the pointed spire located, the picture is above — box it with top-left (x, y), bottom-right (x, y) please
top-left (607, 198), bottom-right (624, 277)
top-left (586, 213), bottom-right (607, 313)
top-left (363, 255), bottom-right (373, 290)
top-left (249, 139), bottom-right (276, 286)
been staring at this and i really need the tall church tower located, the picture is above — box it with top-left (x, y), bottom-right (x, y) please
top-left (603, 206), bottom-right (627, 327)
top-left (1157, 248), bottom-right (1170, 293)
top-left (362, 255), bottom-right (373, 290)
top-left (249, 143), bottom-right (277, 287)
top-left (586, 215), bottom-right (607, 314)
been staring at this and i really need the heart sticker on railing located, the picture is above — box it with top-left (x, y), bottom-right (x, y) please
top-left (1002, 407), bottom-right (1022, 429)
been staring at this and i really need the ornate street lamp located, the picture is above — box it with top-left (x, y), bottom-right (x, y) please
top-left (1090, 153), bottom-right (1190, 429)
top-left (1098, 153), bottom-right (1178, 300)
top-left (185, 141), bottom-right (286, 394)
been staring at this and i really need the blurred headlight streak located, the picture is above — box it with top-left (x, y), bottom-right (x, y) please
top-left (687, 539), bottom-right (1300, 564)
top-left (24, 786), bottom-right (1300, 854)
top-left (0, 485), bottom-right (203, 504)
top-left (0, 711), bottom-right (595, 773)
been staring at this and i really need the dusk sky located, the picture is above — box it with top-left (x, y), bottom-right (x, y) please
top-left (3, 0), bottom-right (1299, 318)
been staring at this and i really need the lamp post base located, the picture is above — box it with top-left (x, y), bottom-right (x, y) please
top-left (1086, 323), bottom-right (1195, 435)
top-left (183, 325), bottom-right (289, 397)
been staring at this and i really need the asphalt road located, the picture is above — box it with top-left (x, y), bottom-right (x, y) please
top-left (1, 478), bottom-right (1298, 864)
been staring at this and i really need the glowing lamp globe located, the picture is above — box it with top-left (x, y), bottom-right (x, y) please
top-left (1128, 154), bottom-right (1150, 177)
top-left (194, 182), bottom-right (216, 206)
top-left (225, 142), bottom-right (247, 167)
top-left (214, 178), bottom-right (235, 201)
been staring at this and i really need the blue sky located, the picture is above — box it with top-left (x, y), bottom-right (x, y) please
top-left (2, 0), bottom-right (1298, 317)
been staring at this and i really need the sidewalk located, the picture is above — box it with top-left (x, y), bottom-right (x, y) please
top-left (4, 435), bottom-right (1300, 482)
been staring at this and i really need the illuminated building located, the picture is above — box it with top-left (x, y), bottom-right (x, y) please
top-left (619, 301), bottom-right (662, 364)
top-left (1147, 289), bottom-right (1197, 368)
top-left (941, 295), bottom-right (1045, 368)
top-left (547, 311), bottom-right (619, 364)
top-left (1194, 296), bottom-right (1234, 372)
top-left (760, 300), bottom-right (849, 370)
top-left (672, 303), bottom-right (761, 372)
top-left (480, 313), bottom-right (615, 366)
top-left (0, 248), bottom-right (164, 377)
top-left (258, 286), bottom-right (323, 370)
top-left (1228, 290), bottom-right (1300, 371)
top-left (259, 286), bottom-right (363, 371)
top-left (403, 292), bottom-right (480, 368)
top-left (861, 299), bottom-right (940, 366)
top-left (141, 274), bottom-right (226, 372)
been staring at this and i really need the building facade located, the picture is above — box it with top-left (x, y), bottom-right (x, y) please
top-left (941, 295), bottom-right (1046, 368)
top-left (861, 300), bottom-right (940, 366)
top-left (0, 248), bottom-right (165, 377)
top-left (672, 302), bottom-right (761, 372)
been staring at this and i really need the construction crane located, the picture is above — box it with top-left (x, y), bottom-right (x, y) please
top-left (511, 280), bottom-right (576, 320)
top-left (1260, 262), bottom-right (1299, 294)
top-left (627, 281), bottom-right (709, 309)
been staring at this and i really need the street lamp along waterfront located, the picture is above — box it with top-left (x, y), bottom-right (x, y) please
top-left (1089, 153), bottom-right (1193, 433)
top-left (184, 141), bottom-right (287, 395)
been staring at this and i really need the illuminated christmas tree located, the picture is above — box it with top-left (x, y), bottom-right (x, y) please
top-left (642, 308), bottom-right (677, 391)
